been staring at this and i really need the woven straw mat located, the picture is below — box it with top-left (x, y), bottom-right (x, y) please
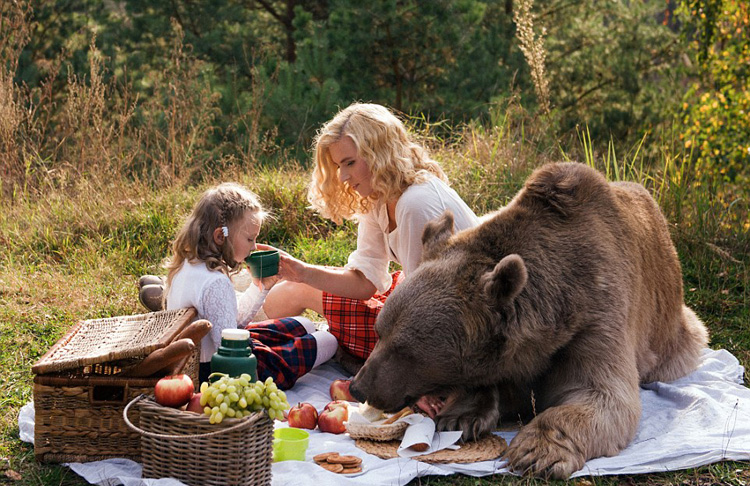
top-left (355, 434), bottom-right (507, 464)
top-left (32, 308), bottom-right (196, 375)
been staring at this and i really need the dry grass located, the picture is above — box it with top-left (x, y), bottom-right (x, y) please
top-left (513, 0), bottom-right (550, 115)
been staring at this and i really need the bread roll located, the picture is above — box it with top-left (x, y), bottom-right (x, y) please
top-left (359, 402), bottom-right (385, 422)
top-left (382, 406), bottom-right (412, 424)
top-left (410, 442), bottom-right (429, 452)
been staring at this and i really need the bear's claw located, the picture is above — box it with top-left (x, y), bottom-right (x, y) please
top-left (504, 420), bottom-right (585, 480)
top-left (434, 386), bottom-right (500, 441)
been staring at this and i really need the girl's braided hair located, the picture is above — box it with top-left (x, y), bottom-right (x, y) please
top-left (164, 182), bottom-right (265, 293)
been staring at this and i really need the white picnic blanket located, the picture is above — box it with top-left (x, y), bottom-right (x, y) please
top-left (19, 348), bottom-right (750, 485)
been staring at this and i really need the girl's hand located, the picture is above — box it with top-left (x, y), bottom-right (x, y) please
top-left (253, 274), bottom-right (282, 291)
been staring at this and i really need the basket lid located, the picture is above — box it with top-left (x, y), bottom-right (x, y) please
top-left (32, 307), bottom-right (197, 375)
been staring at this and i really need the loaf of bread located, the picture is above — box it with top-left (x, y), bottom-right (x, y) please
top-left (174, 319), bottom-right (213, 344)
top-left (163, 320), bottom-right (213, 375)
top-left (125, 338), bottom-right (195, 377)
top-left (382, 406), bottom-right (412, 424)
top-left (359, 402), bottom-right (385, 422)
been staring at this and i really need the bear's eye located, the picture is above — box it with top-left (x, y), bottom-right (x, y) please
top-left (373, 310), bottom-right (399, 338)
top-left (389, 340), bottom-right (422, 364)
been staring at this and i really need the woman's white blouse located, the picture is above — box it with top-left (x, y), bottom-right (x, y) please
top-left (345, 175), bottom-right (479, 293)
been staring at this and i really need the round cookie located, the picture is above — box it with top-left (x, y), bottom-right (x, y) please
top-left (327, 454), bottom-right (361, 466)
top-left (318, 462), bottom-right (344, 473)
top-left (314, 452), bottom-right (340, 463)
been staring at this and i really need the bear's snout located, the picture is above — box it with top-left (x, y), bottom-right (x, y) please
top-left (348, 378), bottom-right (367, 403)
top-left (350, 359), bottom-right (376, 403)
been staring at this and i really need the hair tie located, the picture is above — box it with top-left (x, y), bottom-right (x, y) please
top-left (222, 226), bottom-right (229, 237)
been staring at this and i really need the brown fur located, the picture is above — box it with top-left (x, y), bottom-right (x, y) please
top-left (349, 162), bottom-right (708, 479)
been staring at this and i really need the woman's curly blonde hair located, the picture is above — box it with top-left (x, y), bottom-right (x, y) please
top-left (308, 103), bottom-right (448, 224)
top-left (164, 182), bottom-right (266, 292)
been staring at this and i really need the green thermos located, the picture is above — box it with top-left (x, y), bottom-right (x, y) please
top-left (210, 329), bottom-right (257, 381)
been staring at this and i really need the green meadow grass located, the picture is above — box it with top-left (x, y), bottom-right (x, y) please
top-left (1, 124), bottom-right (748, 485)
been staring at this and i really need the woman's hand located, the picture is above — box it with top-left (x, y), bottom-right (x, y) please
top-left (276, 252), bottom-right (309, 283)
top-left (254, 244), bottom-right (308, 285)
top-left (256, 243), bottom-right (376, 300)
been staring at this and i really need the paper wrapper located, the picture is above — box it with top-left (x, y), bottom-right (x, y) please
top-left (396, 415), bottom-right (462, 458)
top-left (349, 407), bottom-right (462, 457)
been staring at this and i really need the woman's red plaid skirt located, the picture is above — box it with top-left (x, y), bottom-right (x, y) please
top-left (322, 271), bottom-right (404, 360)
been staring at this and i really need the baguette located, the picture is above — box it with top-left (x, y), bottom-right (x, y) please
top-left (125, 338), bottom-right (195, 377)
top-left (174, 319), bottom-right (213, 344)
top-left (381, 406), bottom-right (413, 425)
top-left (162, 320), bottom-right (213, 375)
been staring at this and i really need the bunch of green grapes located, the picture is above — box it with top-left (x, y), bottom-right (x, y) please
top-left (199, 374), bottom-right (289, 424)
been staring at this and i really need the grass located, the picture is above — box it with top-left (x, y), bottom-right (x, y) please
top-left (1, 124), bottom-right (748, 485)
top-left (1, 12), bottom-right (748, 482)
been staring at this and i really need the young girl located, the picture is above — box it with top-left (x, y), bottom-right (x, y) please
top-left (164, 182), bottom-right (337, 388)
top-left (263, 103), bottom-right (479, 398)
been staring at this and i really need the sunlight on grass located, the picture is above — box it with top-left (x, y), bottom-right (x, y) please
top-left (2, 128), bottom-right (748, 485)
top-left (1, 83), bottom-right (748, 486)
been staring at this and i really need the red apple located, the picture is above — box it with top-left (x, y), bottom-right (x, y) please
top-left (324, 400), bottom-right (349, 412)
top-left (318, 404), bottom-right (348, 434)
top-left (154, 374), bottom-right (194, 408)
top-left (287, 402), bottom-right (318, 429)
top-left (185, 392), bottom-right (204, 413)
top-left (329, 379), bottom-right (357, 402)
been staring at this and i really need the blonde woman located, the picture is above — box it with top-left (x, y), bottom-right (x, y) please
top-left (264, 103), bottom-right (479, 376)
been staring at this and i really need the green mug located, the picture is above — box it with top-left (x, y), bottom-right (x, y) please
top-left (245, 250), bottom-right (280, 278)
top-left (272, 427), bottom-right (309, 462)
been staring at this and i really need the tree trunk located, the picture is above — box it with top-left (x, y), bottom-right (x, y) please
top-left (285, 0), bottom-right (296, 62)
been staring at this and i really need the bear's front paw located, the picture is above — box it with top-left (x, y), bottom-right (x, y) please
top-left (504, 419), bottom-right (585, 479)
top-left (434, 387), bottom-right (500, 441)
top-left (436, 408), bottom-right (498, 441)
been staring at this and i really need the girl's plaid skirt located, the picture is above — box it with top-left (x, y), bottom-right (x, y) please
top-left (245, 317), bottom-right (318, 390)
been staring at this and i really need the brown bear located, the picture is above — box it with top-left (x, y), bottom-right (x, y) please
top-left (349, 162), bottom-right (708, 479)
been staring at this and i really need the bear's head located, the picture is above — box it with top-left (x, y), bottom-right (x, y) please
top-left (350, 211), bottom-right (531, 412)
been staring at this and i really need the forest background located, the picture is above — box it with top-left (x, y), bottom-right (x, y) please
top-left (1, 0), bottom-right (748, 485)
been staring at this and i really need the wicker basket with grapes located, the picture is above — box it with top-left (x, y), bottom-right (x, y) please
top-left (123, 374), bottom-right (289, 486)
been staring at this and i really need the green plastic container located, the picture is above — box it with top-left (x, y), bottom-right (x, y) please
top-left (210, 329), bottom-right (257, 381)
top-left (245, 250), bottom-right (280, 278)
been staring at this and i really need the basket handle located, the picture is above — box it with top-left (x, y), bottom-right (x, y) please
top-left (123, 394), bottom-right (267, 440)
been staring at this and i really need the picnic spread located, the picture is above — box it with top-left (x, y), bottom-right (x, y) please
top-left (19, 339), bottom-right (750, 485)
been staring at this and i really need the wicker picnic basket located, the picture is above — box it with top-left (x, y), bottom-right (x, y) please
top-left (124, 395), bottom-right (273, 486)
top-left (32, 308), bottom-right (199, 463)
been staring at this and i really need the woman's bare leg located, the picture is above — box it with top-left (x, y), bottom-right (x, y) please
top-left (263, 280), bottom-right (325, 318)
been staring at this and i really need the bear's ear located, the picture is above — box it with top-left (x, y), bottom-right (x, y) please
top-left (482, 254), bottom-right (527, 307)
top-left (421, 211), bottom-right (454, 261)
